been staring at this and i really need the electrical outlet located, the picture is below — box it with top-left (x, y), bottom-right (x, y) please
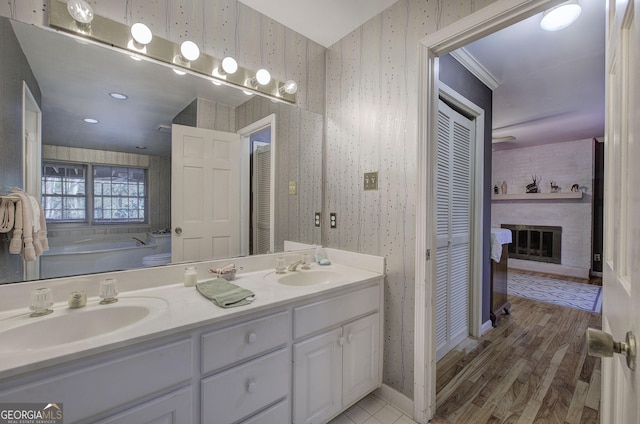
top-left (288, 181), bottom-right (297, 195)
top-left (364, 172), bottom-right (378, 190)
top-left (314, 212), bottom-right (321, 227)
top-left (594, 253), bottom-right (601, 262)
top-left (330, 213), bottom-right (337, 228)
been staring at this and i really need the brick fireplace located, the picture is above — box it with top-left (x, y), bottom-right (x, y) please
top-left (491, 139), bottom-right (593, 279)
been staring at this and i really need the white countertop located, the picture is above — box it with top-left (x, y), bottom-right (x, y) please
top-left (0, 261), bottom-right (383, 380)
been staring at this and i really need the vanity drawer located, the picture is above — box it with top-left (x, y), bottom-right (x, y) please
top-left (241, 398), bottom-right (289, 424)
top-left (201, 348), bottom-right (289, 424)
top-left (201, 310), bottom-right (289, 374)
top-left (293, 284), bottom-right (380, 339)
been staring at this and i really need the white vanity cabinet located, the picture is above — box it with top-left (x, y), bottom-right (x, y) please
top-left (200, 310), bottom-right (291, 424)
top-left (0, 271), bottom-right (383, 424)
top-left (292, 283), bottom-right (382, 424)
top-left (0, 338), bottom-right (194, 424)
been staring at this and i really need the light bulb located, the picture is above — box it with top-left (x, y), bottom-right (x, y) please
top-left (221, 57), bottom-right (238, 74)
top-left (131, 23), bottom-right (153, 45)
top-left (255, 69), bottom-right (271, 85)
top-left (173, 68), bottom-right (186, 76)
top-left (180, 41), bottom-right (200, 61)
top-left (280, 80), bottom-right (298, 95)
top-left (540, 1), bottom-right (582, 31)
top-left (67, 0), bottom-right (94, 24)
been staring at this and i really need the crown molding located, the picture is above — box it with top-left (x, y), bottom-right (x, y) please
top-left (449, 47), bottom-right (500, 91)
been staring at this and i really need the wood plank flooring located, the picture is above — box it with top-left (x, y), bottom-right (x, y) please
top-left (433, 294), bottom-right (602, 423)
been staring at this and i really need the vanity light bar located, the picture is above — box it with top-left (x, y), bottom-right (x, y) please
top-left (48, 0), bottom-right (297, 104)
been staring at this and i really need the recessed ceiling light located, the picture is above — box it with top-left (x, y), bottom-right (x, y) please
top-left (83, 118), bottom-right (99, 124)
top-left (135, 145), bottom-right (147, 150)
top-left (173, 68), bottom-right (186, 76)
top-left (243, 90), bottom-right (253, 96)
top-left (540, 0), bottom-right (582, 31)
top-left (211, 80), bottom-right (222, 86)
top-left (109, 92), bottom-right (128, 100)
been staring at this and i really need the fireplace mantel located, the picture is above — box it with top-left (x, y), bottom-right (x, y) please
top-left (492, 192), bottom-right (583, 201)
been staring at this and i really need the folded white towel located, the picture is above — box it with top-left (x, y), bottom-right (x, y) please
top-left (0, 198), bottom-right (15, 233)
top-left (8, 190), bottom-right (48, 261)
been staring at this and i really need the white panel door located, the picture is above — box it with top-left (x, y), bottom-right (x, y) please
top-left (435, 99), bottom-right (473, 361)
top-left (252, 144), bottom-right (271, 254)
top-left (171, 124), bottom-right (240, 262)
top-left (600, 1), bottom-right (640, 422)
top-left (293, 328), bottom-right (343, 424)
top-left (342, 313), bottom-right (380, 407)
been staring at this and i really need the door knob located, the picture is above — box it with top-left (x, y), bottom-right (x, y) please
top-left (175, 227), bottom-right (182, 235)
top-left (586, 328), bottom-right (636, 371)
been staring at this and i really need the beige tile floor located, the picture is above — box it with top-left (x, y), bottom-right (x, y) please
top-left (329, 393), bottom-right (420, 424)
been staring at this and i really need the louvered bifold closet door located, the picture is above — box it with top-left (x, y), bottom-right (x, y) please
top-left (435, 99), bottom-right (474, 361)
top-left (253, 145), bottom-right (271, 254)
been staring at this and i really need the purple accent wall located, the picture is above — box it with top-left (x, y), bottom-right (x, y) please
top-left (439, 53), bottom-right (493, 323)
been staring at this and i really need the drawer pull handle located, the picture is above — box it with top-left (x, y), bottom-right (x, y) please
top-left (247, 381), bottom-right (257, 393)
top-left (247, 332), bottom-right (257, 344)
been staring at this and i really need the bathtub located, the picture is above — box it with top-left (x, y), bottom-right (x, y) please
top-left (40, 238), bottom-right (161, 279)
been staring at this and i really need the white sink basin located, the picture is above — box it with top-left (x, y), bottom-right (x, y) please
top-left (277, 270), bottom-right (342, 286)
top-left (0, 297), bottom-right (168, 353)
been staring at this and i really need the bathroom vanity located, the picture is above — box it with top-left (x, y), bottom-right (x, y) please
top-left (0, 249), bottom-right (384, 424)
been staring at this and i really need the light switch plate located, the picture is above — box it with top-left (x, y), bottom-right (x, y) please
top-left (364, 172), bottom-right (378, 190)
top-left (288, 181), bottom-right (297, 195)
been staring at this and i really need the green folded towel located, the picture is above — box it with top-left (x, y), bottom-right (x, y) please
top-left (196, 278), bottom-right (255, 308)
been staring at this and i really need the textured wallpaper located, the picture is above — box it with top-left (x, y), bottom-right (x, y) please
top-left (325, 0), bottom-right (497, 398)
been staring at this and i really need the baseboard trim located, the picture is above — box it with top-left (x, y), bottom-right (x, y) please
top-left (374, 384), bottom-right (414, 418)
top-left (480, 320), bottom-right (493, 335)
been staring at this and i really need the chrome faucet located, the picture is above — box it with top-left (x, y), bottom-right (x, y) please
top-left (132, 236), bottom-right (147, 246)
top-left (287, 259), bottom-right (304, 271)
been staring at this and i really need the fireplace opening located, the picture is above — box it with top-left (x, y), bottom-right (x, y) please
top-left (501, 224), bottom-right (562, 264)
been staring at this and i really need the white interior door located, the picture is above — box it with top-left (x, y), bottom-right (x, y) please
top-left (171, 124), bottom-right (240, 262)
top-left (435, 99), bottom-right (473, 361)
top-left (253, 144), bottom-right (271, 254)
top-left (600, 1), bottom-right (640, 422)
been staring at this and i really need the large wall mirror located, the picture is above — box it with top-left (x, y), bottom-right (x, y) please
top-left (0, 16), bottom-right (322, 284)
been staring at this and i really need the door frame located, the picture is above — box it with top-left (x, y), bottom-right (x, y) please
top-left (238, 114), bottom-right (276, 256)
top-left (413, 0), bottom-right (562, 421)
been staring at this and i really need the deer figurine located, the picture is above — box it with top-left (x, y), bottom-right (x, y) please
top-left (550, 181), bottom-right (560, 193)
top-left (526, 175), bottom-right (540, 193)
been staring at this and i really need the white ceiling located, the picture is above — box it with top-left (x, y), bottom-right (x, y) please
top-left (462, 0), bottom-right (605, 150)
top-left (237, 0), bottom-right (400, 47)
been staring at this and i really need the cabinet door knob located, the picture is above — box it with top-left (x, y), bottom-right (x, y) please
top-left (586, 328), bottom-right (636, 371)
top-left (247, 332), bottom-right (257, 344)
top-left (247, 381), bottom-right (257, 393)
top-left (175, 227), bottom-right (182, 235)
